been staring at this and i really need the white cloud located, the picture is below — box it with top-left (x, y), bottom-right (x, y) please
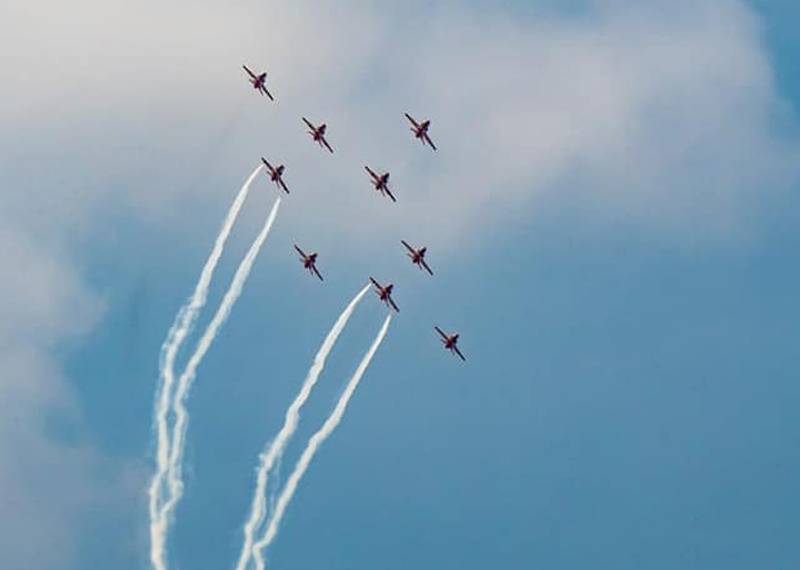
top-left (2, 0), bottom-right (797, 248)
top-left (2, 0), bottom-right (796, 249)
top-left (0, 229), bottom-right (142, 568)
top-left (0, 347), bottom-right (91, 568)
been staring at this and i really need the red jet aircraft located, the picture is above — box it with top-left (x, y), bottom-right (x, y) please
top-left (302, 118), bottom-right (334, 153)
top-left (243, 65), bottom-right (274, 101)
top-left (369, 277), bottom-right (399, 312)
top-left (294, 245), bottom-right (323, 281)
top-left (401, 240), bottom-right (433, 275)
top-left (261, 158), bottom-right (289, 194)
top-left (435, 326), bottom-right (465, 361)
top-left (364, 166), bottom-right (396, 202)
top-left (405, 113), bottom-right (436, 150)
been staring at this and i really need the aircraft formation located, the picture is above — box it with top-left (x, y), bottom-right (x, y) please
top-left (243, 65), bottom-right (465, 362)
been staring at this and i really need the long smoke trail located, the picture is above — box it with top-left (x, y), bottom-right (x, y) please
top-left (252, 314), bottom-right (393, 569)
top-left (153, 196), bottom-right (281, 569)
top-left (234, 284), bottom-right (372, 570)
top-left (148, 165), bottom-right (262, 570)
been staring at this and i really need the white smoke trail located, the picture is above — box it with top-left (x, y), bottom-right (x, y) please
top-left (148, 165), bottom-right (262, 570)
top-left (252, 314), bottom-right (393, 569)
top-left (154, 196), bottom-right (281, 568)
top-left (234, 284), bottom-right (372, 570)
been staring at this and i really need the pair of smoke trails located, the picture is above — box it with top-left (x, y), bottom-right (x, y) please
top-left (235, 311), bottom-right (393, 570)
top-left (235, 283), bottom-right (371, 570)
top-left (148, 165), bottom-right (281, 570)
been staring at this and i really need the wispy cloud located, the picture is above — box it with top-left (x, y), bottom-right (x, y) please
top-left (0, 230), bottom-right (121, 569)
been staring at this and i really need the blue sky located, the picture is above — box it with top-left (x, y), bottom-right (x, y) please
top-left (1, 1), bottom-right (799, 569)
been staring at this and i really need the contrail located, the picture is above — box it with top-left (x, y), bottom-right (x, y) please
top-left (153, 196), bottom-right (281, 569)
top-left (148, 165), bottom-right (262, 570)
top-left (234, 283), bottom-right (372, 570)
top-left (252, 314), bottom-right (393, 569)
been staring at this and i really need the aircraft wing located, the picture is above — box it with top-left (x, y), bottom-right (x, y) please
top-left (423, 133), bottom-right (437, 151)
top-left (364, 165), bottom-right (378, 180)
top-left (421, 259), bottom-right (434, 276)
top-left (404, 113), bottom-right (420, 128)
top-left (279, 179), bottom-right (289, 194)
top-left (243, 65), bottom-right (257, 79)
top-left (261, 157), bottom-right (273, 171)
top-left (322, 138), bottom-right (334, 153)
top-left (401, 240), bottom-right (415, 254)
top-left (262, 87), bottom-right (274, 101)
top-left (302, 117), bottom-right (315, 130)
top-left (312, 265), bottom-right (324, 281)
top-left (294, 244), bottom-right (306, 257)
top-left (385, 188), bottom-right (397, 203)
top-left (369, 276), bottom-right (381, 289)
top-left (435, 326), bottom-right (448, 340)
top-left (388, 297), bottom-right (400, 312)
top-left (453, 346), bottom-right (466, 361)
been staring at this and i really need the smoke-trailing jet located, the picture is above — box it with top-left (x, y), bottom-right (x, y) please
top-left (243, 65), bottom-right (274, 101)
top-left (401, 240), bottom-right (433, 275)
top-left (435, 326), bottom-right (465, 361)
top-left (302, 118), bottom-right (334, 153)
top-left (294, 245), bottom-right (323, 281)
top-left (364, 166), bottom-right (396, 202)
top-left (369, 277), bottom-right (399, 312)
top-left (261, 158), bottom-right (290, 194)
top-left (405, 113), bottom-right (436, 150)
